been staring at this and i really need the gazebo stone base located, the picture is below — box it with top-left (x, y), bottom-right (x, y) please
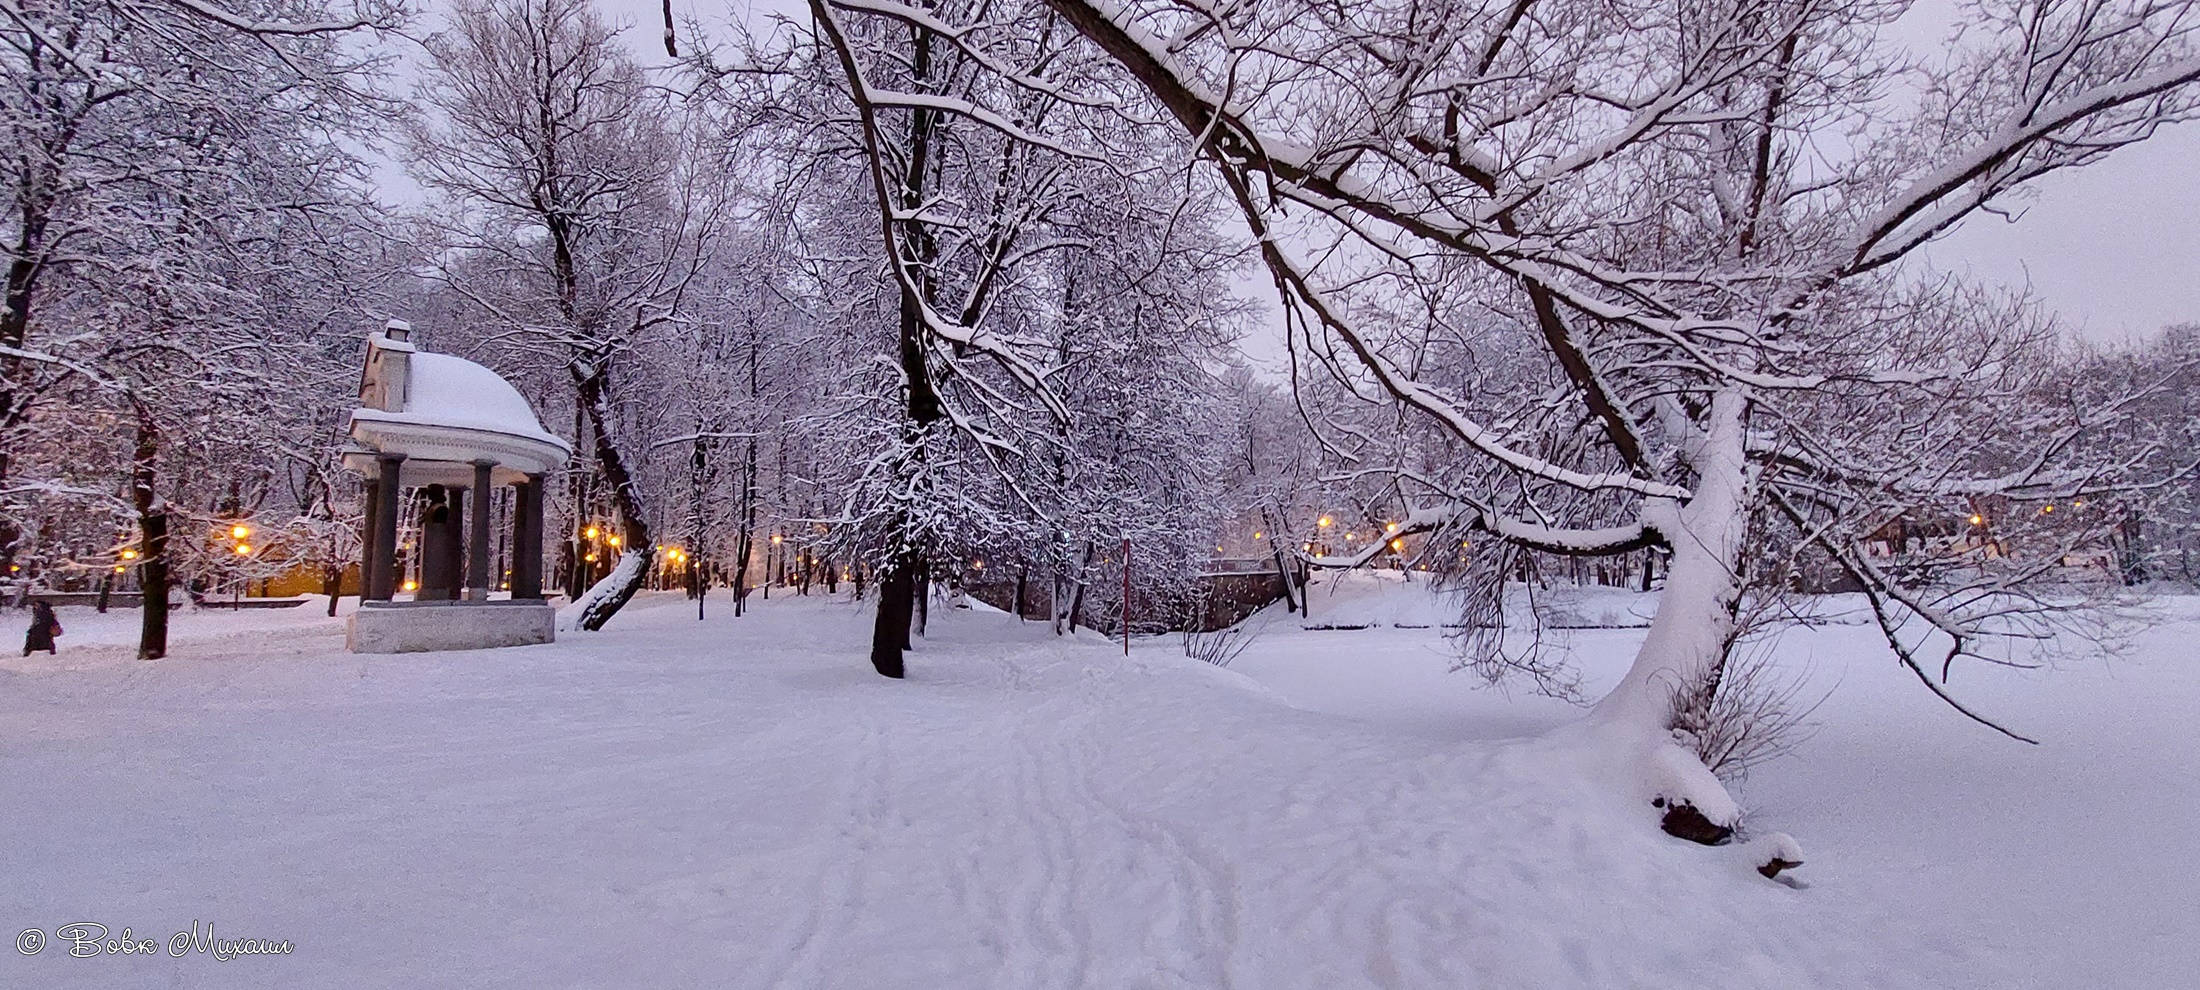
top-left (347, 601), bottom-right (555, 654)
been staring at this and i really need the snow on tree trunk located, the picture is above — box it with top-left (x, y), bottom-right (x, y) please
top-left (565, 548), bottom-right (653, 633)
top-left (1577, 390), bottom-right (1752, 843)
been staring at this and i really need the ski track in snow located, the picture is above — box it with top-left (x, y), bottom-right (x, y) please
top-left (0, 585), bottom-right (2182, 988)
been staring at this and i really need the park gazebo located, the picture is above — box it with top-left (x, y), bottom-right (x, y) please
top-left (339, 319), bottom-right (571, 652)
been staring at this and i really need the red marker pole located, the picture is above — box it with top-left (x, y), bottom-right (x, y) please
top-left (1121, 536), bottom-right (1131, 656)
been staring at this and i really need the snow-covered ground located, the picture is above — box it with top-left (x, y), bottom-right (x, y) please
top-left (1, 578), bottom-right (2193, 988)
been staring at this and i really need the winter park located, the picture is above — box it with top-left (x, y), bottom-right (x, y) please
top-left (5, 0), bottom-right (2200, 988)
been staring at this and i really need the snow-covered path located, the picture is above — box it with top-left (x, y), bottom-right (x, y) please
top-left (0, 586), bottom-right (2183, 987)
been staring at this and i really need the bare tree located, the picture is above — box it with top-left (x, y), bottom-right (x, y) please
top-left (406, 0), bottom-right (710, 630)
top-left (870, 0), bottom-right (2200, 839)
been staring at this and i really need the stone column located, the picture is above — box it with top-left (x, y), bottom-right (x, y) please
top-left (368, 453), bottom-right (405, 601)
top-left (512, 474), bottom-right (545, 599)
top-left (467, 460), bottom-right (494, 600)
top-left (360, 475), bottom-right (381, 600)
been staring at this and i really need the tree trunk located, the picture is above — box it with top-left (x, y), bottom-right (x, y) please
top-left (129, 404), bottom-right (170, 661)
top-left (870, 561), bottom-right (914, 678)
top-left (864, 19), bottom-right (947, 677)
top-left (914, 568), bottom-right (929, 637)
top-left (1585, 391), bottom-right (1752, 842)
top-left (732, 440), bottom-right (755, 617)
top-left (570, 366), bottom-right (655, 631)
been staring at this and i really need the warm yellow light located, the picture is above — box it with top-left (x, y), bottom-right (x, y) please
top-left (1345, 533), bottom-right (1356, 541)
top-left (2074, 499), bottom-right (2087, 508)
top-left (1253, 531), bottom-right (1263, 540)
top-left (770, 534), bottom-right (783, 545)
top-left (1390, 538), bottom-right (1404, 552)
top-left (1317, 516), bottom-right (1333, 528)
top-left (585, 553), bottom-right (598, 562)
top-left (233, 543), bottom-right (252, 556)
top-left (120, 549), bottom-right (138, 560)
top-left (2042, 504), bottom-right (2055, 513)
top-left (973, 560), bottom-right (985, 569)
top-left (1302, 542), bottom-right (1313, 552)
top-left (1216, 544), bottom-right (1225, 552)
top-left (1385, 521), bottom-right (1398, 532)
top-left (1969, 514), bottom-right (1984, 526)
top-left (230, 524), bottom-right (251, 540)
top-left (584, 526), bottom-right (599, 539)
top-left (114, 565), bottom-right (126, 573)
top-left (402, 580), bottom-right (418, 591)
top-left (607, 535), bottom-right (621, 547)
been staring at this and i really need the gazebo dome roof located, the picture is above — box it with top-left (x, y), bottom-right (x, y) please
top-left (345, 322), bottom-right (571, 485)
top-left (353, 351), bottom-right (568, 450)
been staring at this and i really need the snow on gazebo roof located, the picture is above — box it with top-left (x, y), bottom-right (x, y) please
top-left (344, 320), bottom-right (571, 485)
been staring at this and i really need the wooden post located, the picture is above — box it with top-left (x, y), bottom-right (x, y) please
top-left (1121, 536), bottom-right (1131, 656)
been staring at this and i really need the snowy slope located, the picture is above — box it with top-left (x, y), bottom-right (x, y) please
top-left (1231, 577), bottom-right (2200, 990)
top-left (0, 588), bottom-right (2190, 987)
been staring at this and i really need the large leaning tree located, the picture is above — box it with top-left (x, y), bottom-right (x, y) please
top-left (799, 0), bottom-right (2200, 840)
top-left (407, 0), bottom-right (712, 630)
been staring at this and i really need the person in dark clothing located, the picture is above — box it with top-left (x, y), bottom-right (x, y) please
top-left (22, 600), bottom-right (61, 656)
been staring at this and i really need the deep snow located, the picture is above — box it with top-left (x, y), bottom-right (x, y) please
top-left (0, 578), bottom-right (2192, 988)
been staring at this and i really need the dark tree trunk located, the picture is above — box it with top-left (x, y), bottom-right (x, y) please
top-left (571, 366), bottom-right (655, 630)
top-left (129, 403), bottom-right (169, 661)
top-left (870, 563), bottom-right (913, 678)
top-left (862, 21), bottom-right (948, 678)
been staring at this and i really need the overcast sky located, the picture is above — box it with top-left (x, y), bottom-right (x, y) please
top-left (395, 0), bottom-right (2200, 350)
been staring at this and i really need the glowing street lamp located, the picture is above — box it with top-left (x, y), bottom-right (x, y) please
top-left (120, 549), bottom-right (138, 560)
top-left (1389, 538), bottom-right (1404, 552)
top-left (230, 524), bottom-right (251, 540)
top-left (1969, 514), bottom-right (1985, 526)
top-left (1317, 516), bottom-right (1333, 528)
top-left (584, 526), bottom-right (599, 540)
top-left (233, 543), bottom-right (253, 556)
top-left (770, 534), bottom-right (783, 545)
